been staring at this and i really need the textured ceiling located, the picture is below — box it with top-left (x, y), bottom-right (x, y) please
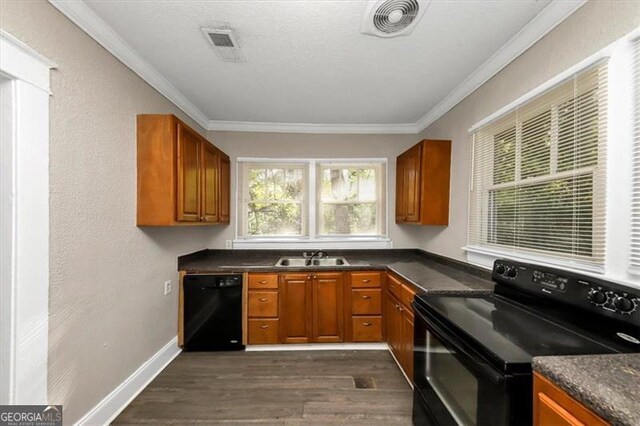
top-left (85, 0), bottom-right (552, 125)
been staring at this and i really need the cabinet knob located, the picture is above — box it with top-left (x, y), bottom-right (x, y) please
top-left (307, 275), bottom-right (312, 280)
top-left (362, 322), bottom-right (373, 327)
top-left (258, 298), bottom-right (268, 302)
top-left (259, 280), bottom-right (268, 284)
top-left (260, 325), bottom-right (269, 329)
top-left (313, 275), bottom-right (317, 279)
top-left (361, 279), bottom-right (371, 283)
top-left (362, 295), bottom-right (372, 299)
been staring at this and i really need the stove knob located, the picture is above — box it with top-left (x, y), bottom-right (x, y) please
top-left (613, 296), bottom-right (636, 313)
top-left (588, 288), bottom-right (607, 305)
top-left (506, 267), bottom-right (517, 278)
top-left (495, 264), bottom-right (506, 275)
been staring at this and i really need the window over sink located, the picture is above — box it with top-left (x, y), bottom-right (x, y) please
top-left (237, 159), bottom-right (388, 246)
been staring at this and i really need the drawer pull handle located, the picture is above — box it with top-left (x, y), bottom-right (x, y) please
top-left (362, 322), bottom-right (373, 327)
top-left (362, 295), bottom-right (372, 299)
top-left (361, 279), bottom-right (371, 283)
top-left (259, 298), bottom-right (268, 302)
top-left (260, 325), bottom-right (269, 329)
top-left (259, 280), bottom-right (268, 284)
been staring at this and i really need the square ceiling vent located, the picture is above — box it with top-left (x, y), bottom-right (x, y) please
top-left (202, 28), bottom-right (245, 63)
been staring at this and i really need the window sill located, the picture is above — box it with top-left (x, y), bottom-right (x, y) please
top-left (463, 245), bottom-right (604, 275)
top-left (233, 237), bottom-right (392, 250)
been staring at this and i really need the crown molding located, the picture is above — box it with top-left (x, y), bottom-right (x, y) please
top-left (48, 0), bottom-right (585, 135)
top-left (206, 120), bottom-right (419, 134)
top-left (48, 0), bottom-right (210, 129)
top-left (415, 0), bottom-right (586, 133)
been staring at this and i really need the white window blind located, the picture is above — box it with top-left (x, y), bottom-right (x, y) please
top-left (630, 38), bottom-right (640, 272)
top-left (468, 60), bottom-right (608, 269)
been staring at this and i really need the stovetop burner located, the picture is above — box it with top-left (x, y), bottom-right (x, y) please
top-left (414, 259), bottom-right (640, 374)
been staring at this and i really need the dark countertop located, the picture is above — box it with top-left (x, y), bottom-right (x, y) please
top-left (178, 249), bottom-right (495, 295)
top-left (533, 354), bottom-right (640, 426)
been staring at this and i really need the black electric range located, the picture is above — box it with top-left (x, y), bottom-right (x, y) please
top-left (412, 259), bottom-right (640, 426)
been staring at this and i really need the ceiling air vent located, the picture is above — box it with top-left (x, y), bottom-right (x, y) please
top-left (361, 0), bottom-right (429, 38)
top-left (202, 28), bottom-right (245, 62)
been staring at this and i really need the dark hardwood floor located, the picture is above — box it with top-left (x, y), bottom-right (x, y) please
top-left (113, 350), bottom-right (413, 425)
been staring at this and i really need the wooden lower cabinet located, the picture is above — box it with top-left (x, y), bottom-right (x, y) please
top-left (247, 273), bottom-right (280, 345)
top-left (312, 272), bottom-right (344, 343)
top-left (278, 272), bottom-right (344, 344)
top-left (279, 273), bottom-right (312, 343)
top-left (345, 271), bottom-right (384, 342)
top-left (533, 372), bottom-right (608, 426)
top-left (385, 273), bottom-right (416, 383)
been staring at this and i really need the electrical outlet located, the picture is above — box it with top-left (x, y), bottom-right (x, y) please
top-left (225, 240), bottom-right (233, 249)
top-left (163, 280), bottom-right (172, 295)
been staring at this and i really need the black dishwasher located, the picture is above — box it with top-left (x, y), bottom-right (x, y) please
top-left (183, 274), bottom-right (244, 351)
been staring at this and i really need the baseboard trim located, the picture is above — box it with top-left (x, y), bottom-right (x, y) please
top-left (245, 343), bottom-right (388, 352)
top-left (75, 337), bottom-right (181, 425)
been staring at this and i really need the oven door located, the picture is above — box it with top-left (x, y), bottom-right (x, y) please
top-left (413, 303), bottom-right (514, 426)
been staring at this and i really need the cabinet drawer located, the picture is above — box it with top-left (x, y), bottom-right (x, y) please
top-left (351, 289), bottom-right (382, 315)
top-left (248, 291), bottom-right (278, 317)
top-left (387, 274), bottom-right (404, 300)
top-left (248, 319), bottom-right (279, 344)
top-left (248, 274), bottom-right (278, 289)
top-left (352, 316), bottom-right (383, 342)
top-left (350, 272), bottom-right (382, 288)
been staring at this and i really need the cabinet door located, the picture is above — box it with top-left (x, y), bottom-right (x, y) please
top-left (280, 274), bottom-right (312, 343)
top-left (312, 272), bottom-right (344, 343)
top-left (395, 154), bottom-right (406, 222)
top-left (201, 143), bottom-right (219, 222)
top-left (176, 122), bottom-right (201, 222)
top-left (218, 154), bottom-right (231, 223)
top-left (403, 143), bottom-right (422, 223)
top-left (385, 292), bottom-right (400, 357)
top-left (401, 309), bottom-right (414, 383)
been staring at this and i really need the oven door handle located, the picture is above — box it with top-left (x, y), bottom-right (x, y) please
top-left (415, 303), bottom-right (505, 384)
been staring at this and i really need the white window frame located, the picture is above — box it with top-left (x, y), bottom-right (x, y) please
top-left (234, 158), bottom-right (391, 249)
top-left (465, 28), bottom-right (640, 290)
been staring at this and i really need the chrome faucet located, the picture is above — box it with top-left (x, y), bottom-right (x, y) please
top-left (304, 249), bottom-right (327, 266)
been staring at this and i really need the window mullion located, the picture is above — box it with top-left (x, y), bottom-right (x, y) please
top-left (308, 160), bottom-right (316, 239)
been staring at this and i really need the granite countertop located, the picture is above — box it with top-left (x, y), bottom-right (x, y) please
top-left (178, 249), bottom-right (495, 296)
top-left (533, 354), bottom-right (640, 426)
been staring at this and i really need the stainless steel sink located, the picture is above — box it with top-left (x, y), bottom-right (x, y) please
top-left (275, 256), bottom-right (349, 267)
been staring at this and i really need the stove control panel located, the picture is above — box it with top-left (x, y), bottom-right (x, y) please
top-left (493, 259), bottom-right (640, 322)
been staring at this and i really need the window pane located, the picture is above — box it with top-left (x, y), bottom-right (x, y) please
top-left (493, 127), bottom-right (516, 185)
top-left (489, 174), bottom-right (593, 256)
top-left (247, 202), bottom-right (302, 236)
top-left (558, 89), bottom-right (599, 171)
top-left (320, 203), bottom-right (377, 235)
top-left (521, 110), bottom-right (551, 179)
top-left (321, 168), bottom-right (377, 202)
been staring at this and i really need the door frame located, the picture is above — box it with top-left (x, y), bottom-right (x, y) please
top-left (0, 30), bottom-right (55, 405)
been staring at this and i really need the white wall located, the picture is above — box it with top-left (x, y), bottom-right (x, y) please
top-left (0, 1), bottom-right (221, 422)
top-left (411, 0), bottom-right (640, 262)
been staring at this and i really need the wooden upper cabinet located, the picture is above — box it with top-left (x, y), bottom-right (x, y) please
top-left (312, 272), bottom-right (344, 343)
top-left (200, 142), bottom-right (219, 222)
top-left (137, 114), bottom-right (230, 226)
top-left (218, 154), bottom-right (231, 223)
top-left (176, 122), bottom-right (201, 222)
top-left (395, 139), bottom-right (451, 225)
